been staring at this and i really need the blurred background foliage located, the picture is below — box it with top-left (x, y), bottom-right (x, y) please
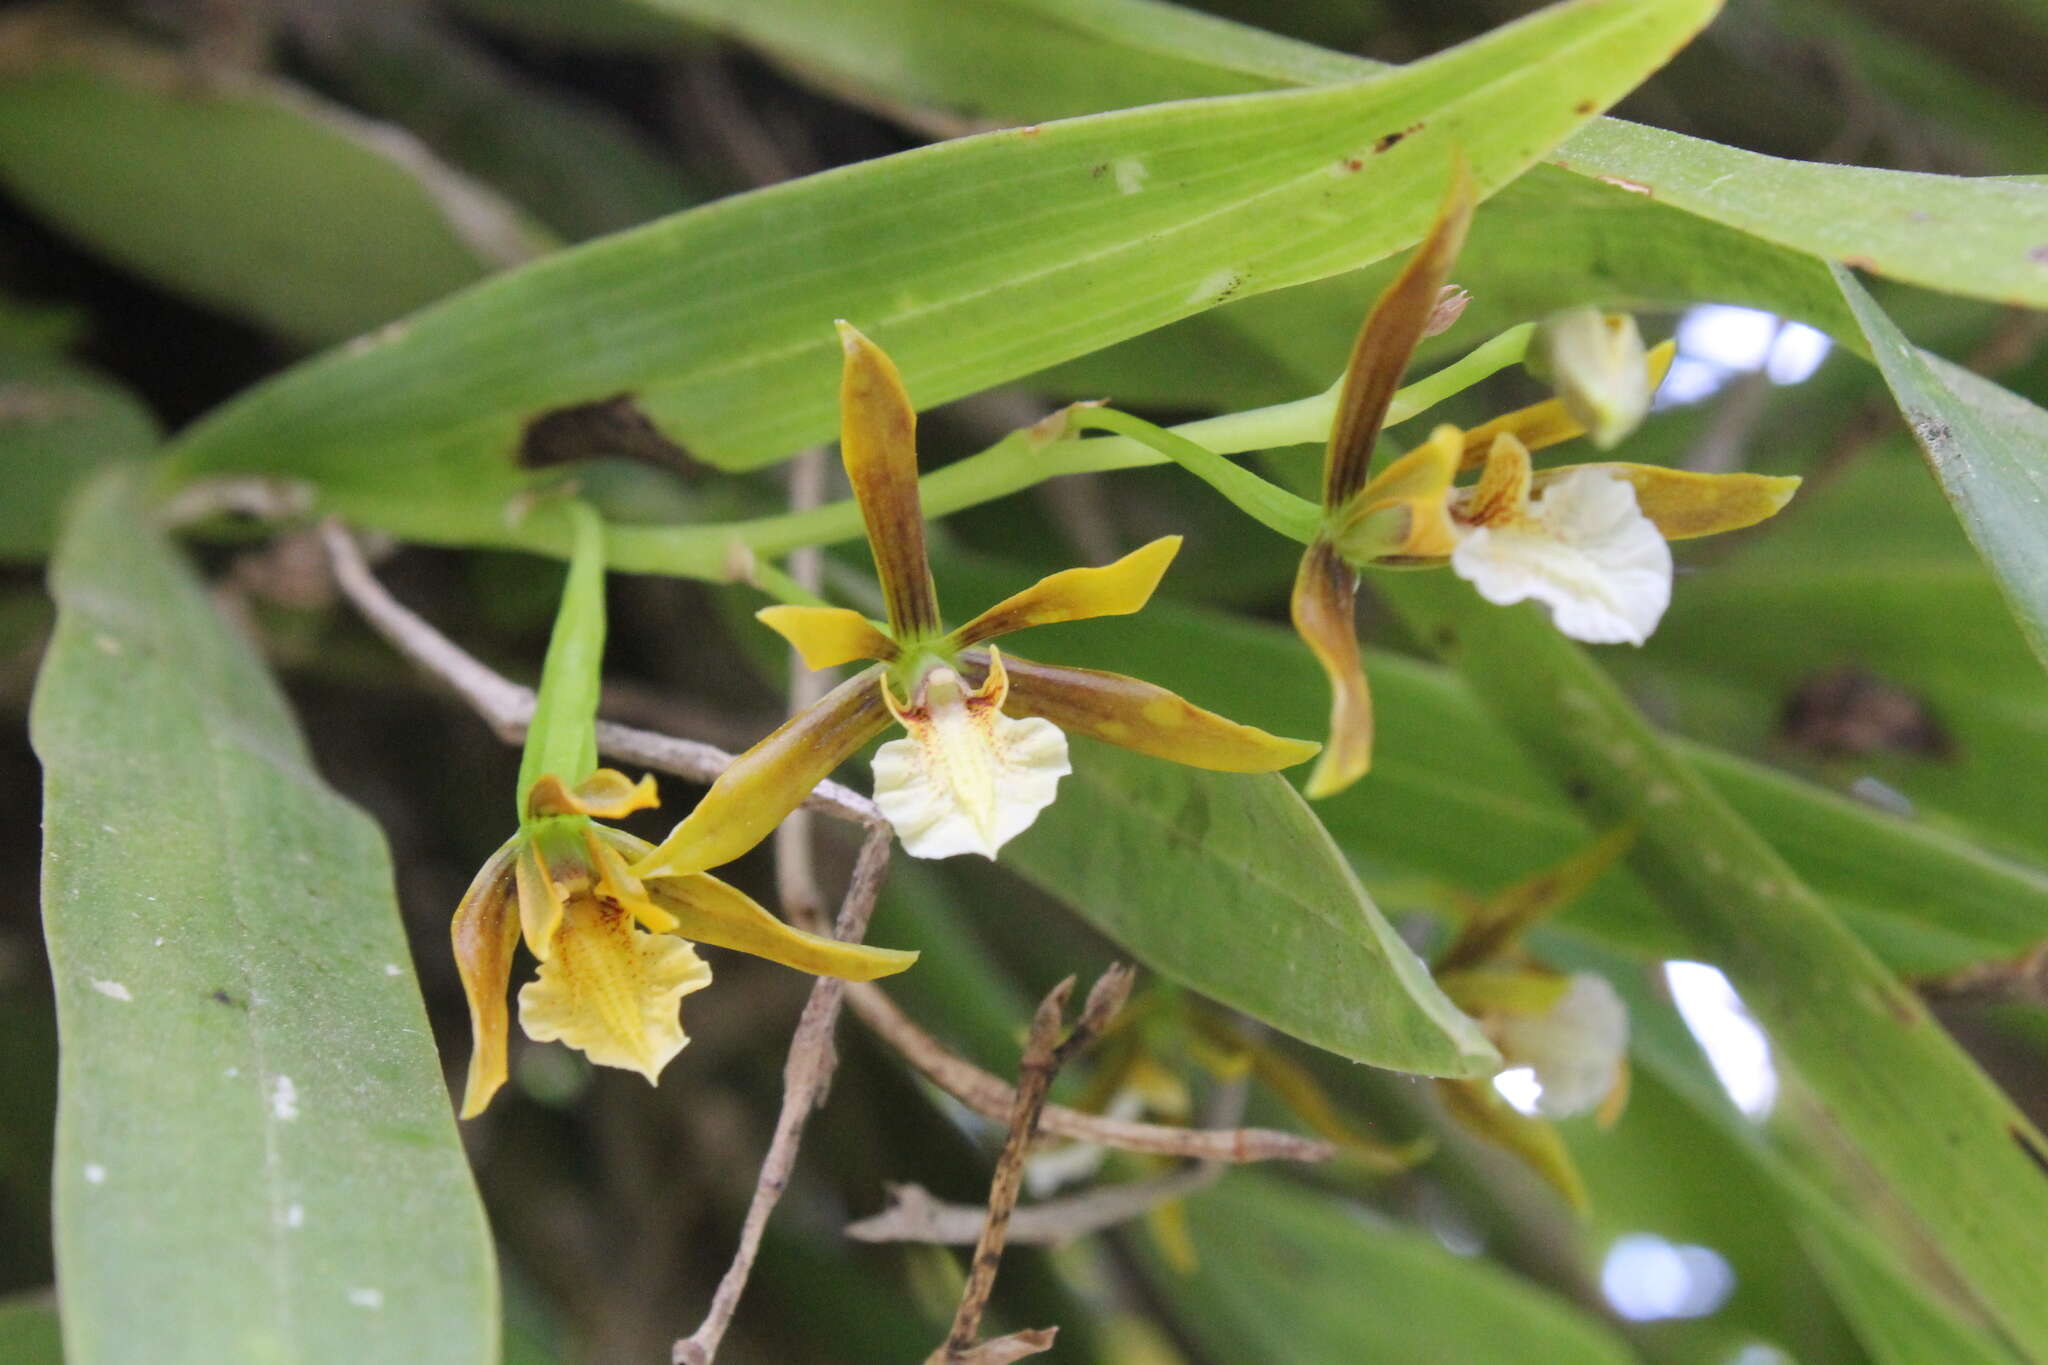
top-left (2, 0), bottom-right (2047, 1361)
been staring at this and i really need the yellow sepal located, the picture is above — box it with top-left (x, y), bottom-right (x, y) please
top-left (838, 322), bottom-right (942, 638)
top-left (1437, 967), bottom-right (1573, 1018)
top-left (985, 650), bottom-right (1320, 774)
top-left (1436, 1079), bottom-right (1589, 1213)
top-left (1538, 463), bottom-right (1801, 540)
top-left (949, 536), bottom-right (1182, 650)
top-left (632, 665), bottom-right (893, 878)
top-left (603, 829), bottom-right (918, 981)
top-left (756, 604), bottom-right (899, 671)
top-left (451, 838), bottom-right (521, 1119)
top-left (1289, 540), bottom-right (1371, 797)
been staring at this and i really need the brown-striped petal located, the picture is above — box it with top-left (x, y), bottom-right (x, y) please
top-left (1459, 340), bottom-right (1678, 470)
top-left (1532, 463), bottom-right (1801, 540)
top-left (630, 665), bottom-right (893, 878)
top-left (968, 649), bottom-right (1319, 773)
top-left (1459, 432), bottom-right (1535, 529)
top-left (1322, 162), bottom-right (1476, 510)
top-left (837, 322), bottom-right (942, 639)
top-left (1290, 539), bottom-right (1372, 797)
top-left (948, 536), bottom-right (1182, 650)
top-left (451, 837), bottom-right (522, 1119)
top-left (756, 604), bottom-right (899, 670)
top-left (1337, 424), bottom-right (1463, 563)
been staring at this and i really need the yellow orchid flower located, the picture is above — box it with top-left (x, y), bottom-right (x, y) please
top-left (1292, 166), bottom-right (1803, 797)
top-left (452, 502), bottom-right (915, 1118)
top-left (634, 323), bottom-right (1318, 874)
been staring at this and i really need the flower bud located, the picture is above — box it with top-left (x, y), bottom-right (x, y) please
top-left (1531, 308), bottom-right (1651, 450)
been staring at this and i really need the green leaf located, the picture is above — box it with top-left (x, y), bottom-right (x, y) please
top-left (1155, 1173), bottom-right (1636, 1364)
top-left (0, 1297), bottom-right (63, 1365)
top-left (1376, 568), bottom-right (2048, 1359)
top-left (1002, 743), bottom-right (1498, 1077)
top-left (30, 467), bottom-right (497, 1363)
top-left (0, 345), bottom-right (156, 561)
top-left (0, 15), bottom-right (553, 346)
top-left (934, 552), bottom-right (2048, 977)
top-left (664, 0), bottom-right (2048, 313)
top-left (1834, 265), bottom-right (2048, 677)
top-left (161, 0), bottom-right (1720, 550)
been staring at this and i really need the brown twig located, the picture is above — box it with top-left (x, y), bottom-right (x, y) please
top-left (841, 979), bottom-right (1335, 1164)
top-left (674, 822), bottom-right (894, 1365)
top-left (847, 1164), bottom-right (1223, 1247)
top-left (933, 966), bottom-right (1134, 1362)
top-left (775, 447), bottom-right (834, 926)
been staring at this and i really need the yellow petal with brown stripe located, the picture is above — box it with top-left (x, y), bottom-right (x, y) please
top-left (451, 837), bottom-right (521, 1118)
top-left (631, 665), bottom-right (893, 878)
top-left (1289, 539), bottom-right (1372, 797)
top-left (837, 322), bottom-right (942, 638)
top-left (977, 650), bottom-right (1318, 774)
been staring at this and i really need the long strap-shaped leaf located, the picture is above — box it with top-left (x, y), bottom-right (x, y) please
top-left (1376, 569), bottom-right (2048, 1361)
top-left (31, 467), bottom-right (498, 1363)
top-left (162, 0), bottom-right (1719, 542)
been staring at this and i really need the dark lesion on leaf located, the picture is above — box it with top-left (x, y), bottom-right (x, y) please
top-left (518, 393), bottom-right (706, 478)
top-left (209, 988), bottom-right (248, 1010)
top-left (1779, 666), bottom-right (1953, 760)
top-left (2013, 1124), bottom-right (2048, 1179)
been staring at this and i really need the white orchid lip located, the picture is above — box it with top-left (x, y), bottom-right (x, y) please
top-left (1450, 466), bottom-right (1672, 645)
top-left (1492, 972), bottom-right (1630, 1120)
top-left (871, 649), bottom-right (1071, 861)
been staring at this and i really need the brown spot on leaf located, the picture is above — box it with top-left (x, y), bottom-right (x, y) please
top-left (1840, 255), bottom-right (1879, 272)
top-left (1780, 667), bottom-right (1952, 760)
top-left (519, 393), bottom-right (704, 478)
top-left (1575, 99), bottom-right (1596, 114)
top-left (1373, 122), bottom-right (1424, 154)
top-left (1090, 163), bottom-right (1107, 178)
top-left (1343, 157), bottom-right (1364, 172)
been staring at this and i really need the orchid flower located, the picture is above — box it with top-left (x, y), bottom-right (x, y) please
top-left (1293, 167), bottom-right (1803, 797)
top-left (1429, 827), bottom-right (1639, 1209)
top-left (633, 323), bottom-right (1317, 873)
top-left (451, 501), bottom-right (915, 1118)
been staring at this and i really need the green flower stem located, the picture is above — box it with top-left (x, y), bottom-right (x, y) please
top-left (517, 498), bottom-right (605, 813)
top-left (601, 324), bottom-right (1534, 587)
top-left (1076, 408), bottom-right (1320, 543)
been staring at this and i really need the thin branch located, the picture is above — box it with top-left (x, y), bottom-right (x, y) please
top-left (775, 447), bottom-right (834, 924)
top-left (675, 820), bottom-right (894, 1365)
top-left (321, 520), bottom-right (882, 827)
top-left (935, 967), bottom-right (1133, 1362)
top-left (841, 978), bottom-right (1335, 1164)
top-left (847, 1164), bottom-right (1222, 1247)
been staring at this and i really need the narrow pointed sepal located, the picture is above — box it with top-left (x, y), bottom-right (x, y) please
top-left (514, 839), bottom-right (568, 961)
top-left (949, 536), bottom-right (1182, 650)
top-left (1536, 463), bottom-right (1800, 540)
top-left (1290, 539), bottom-right (1372, 797)
top-left (516, 897), bottom-right (712, 1083)
top-left (837, 321), bottom-right (942, 639)
top-left (600, 829), bottom-right (919, 979)
top-left (451, 839), bottom-right (521, 1119)
top-left (976, 649), bottom-right (1319, 774)
top-left (756, 604), bottom-right (899, 671)
top-left (1323, 161), bottom-right (1477, 509)
top-left (1436, 1079), bottom-right (1590, 1213)
top-left (526, 768), bottom-right (659, 821)
top-left (632, 665), bottom-right (893, 878)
